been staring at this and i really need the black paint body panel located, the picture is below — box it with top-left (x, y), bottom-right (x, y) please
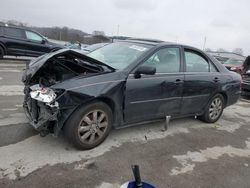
top-left (22, 42), bottom-right (241, 134)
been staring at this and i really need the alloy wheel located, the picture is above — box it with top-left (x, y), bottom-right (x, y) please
top-left (209, 97), bottom-right (223, 120)
top-left (78, 110), bottom-right (108, 144)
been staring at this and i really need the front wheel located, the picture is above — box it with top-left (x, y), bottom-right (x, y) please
top-left (199, 94), bottom-right (224, 123)
top-left (64, 101), bottom-right (113, 150)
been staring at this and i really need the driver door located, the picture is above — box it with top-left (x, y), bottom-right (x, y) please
top-left (124, 47), bottom-right (184, 123)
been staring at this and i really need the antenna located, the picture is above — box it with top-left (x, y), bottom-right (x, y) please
top-left (203, 36), bottom-right (206, 50)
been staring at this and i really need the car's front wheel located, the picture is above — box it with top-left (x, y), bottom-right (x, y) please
top-left (199, 94), bottom-right (224, 123)
top-left (64, 101), bottom-right (113, 150)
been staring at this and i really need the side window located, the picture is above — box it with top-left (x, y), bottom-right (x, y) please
top-left (184, 50), bottom-right (209, 72)
top-left (142, 47), bottom-right (180, 73)
top-left (4, 27), bottom-right (25, 39)
top-left (25, 31), bottom-right (43, 42)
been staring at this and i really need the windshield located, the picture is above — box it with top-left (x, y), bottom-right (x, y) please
top-left (85, 43), bottom-right (108, 52)
top-left (224, 59), bottom-right (243, 65)
top-left (87, 42), bottom-right (151, 70)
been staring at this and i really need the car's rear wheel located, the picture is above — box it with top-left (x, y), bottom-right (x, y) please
top-left (64, 101), bottom-right (113, 150)
top-left (199, 94), bottom-right (224, 123)
top-left (0, 47), bottom-right (4, 59)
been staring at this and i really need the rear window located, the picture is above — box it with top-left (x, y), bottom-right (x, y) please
top-left (4, 27), bottom-right (25, 39)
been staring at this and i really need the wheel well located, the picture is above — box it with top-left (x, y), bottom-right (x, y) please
top-left (219, 92), bottom-right (228, 107)
top-left (87, 97), bottom-right (116, 124)
top-left (0, 43), bottom-right (6, 54)
top-left (61, 97), bottom-right (116, 131)
top-left (95, 97), bottom-right (115, 114)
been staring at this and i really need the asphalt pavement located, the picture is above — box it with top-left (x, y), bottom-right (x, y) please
top-left (0, 59), bottom-right (250, 188)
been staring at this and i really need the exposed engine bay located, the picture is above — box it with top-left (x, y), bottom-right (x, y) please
top-left (22, 49), bottom-right (114, 136)
top-left (26, 52), bottom-right (104, 87)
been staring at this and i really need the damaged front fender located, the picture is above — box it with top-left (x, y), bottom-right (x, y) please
top-left (23, 85), bottom-right (95, 136)
top-left (22, 49), bottom-right (126, 136)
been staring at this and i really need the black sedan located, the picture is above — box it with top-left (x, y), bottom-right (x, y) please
top-left (0, 25), bottom-right (64, 58)
top-left (22, 39), bottom-right (241, 150)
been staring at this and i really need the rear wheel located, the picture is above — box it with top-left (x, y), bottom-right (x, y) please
top-left (199, 94), bottom-right (224, 123)
top-left (64, 101), bottom-right (113, 150)
top-left (0, 47), bottom-right (4, 59)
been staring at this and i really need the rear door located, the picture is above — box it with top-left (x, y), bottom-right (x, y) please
top-left (24, 30), bottom-right (51, 56)
top-left (181, 48), bottom-right (221, 115)
top-left (3, 27), bottom-right (27, 56)
top-left (124, 47), bottom-right (184, 123)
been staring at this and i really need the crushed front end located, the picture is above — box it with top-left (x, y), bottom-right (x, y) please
top-left (22, 49), bottom-right (110, 136)
top-left (23, 85), bottom-right (60, 135)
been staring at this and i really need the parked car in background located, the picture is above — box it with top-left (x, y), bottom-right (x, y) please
top-left (65, 42), bottom-right (89, 50)
top-left (242, 72), bottom-right (250, 96)
top-left (223, 58), bottom-right (244, 75)
top-left (207, 51), bottom-right (245, 64)
top-left (22, 39), bottom-right (241, 150)
top-left (0, 24), bottom-right (64, 58)
top-left (213, 56), bottom-right (229, 64)
top-left (242, 56), bottom-right (250, 96)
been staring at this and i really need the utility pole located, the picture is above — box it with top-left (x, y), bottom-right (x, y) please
top-left (117, 24), bottom-right (120, 36)
top-left (58, 31), bottom-right (62, 41)
top-left (202, 36), bottom-right (206, 50)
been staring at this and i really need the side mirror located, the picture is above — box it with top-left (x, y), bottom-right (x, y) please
top-left (134, 66), bottom-right (156, 78)
top-left (41, 39), bottom-right (46, 44)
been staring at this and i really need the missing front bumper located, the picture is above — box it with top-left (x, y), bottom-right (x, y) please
top-left (23, 96), bottom-right (59, 131)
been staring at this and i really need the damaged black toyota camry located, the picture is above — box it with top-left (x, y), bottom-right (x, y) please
top-left (22, 39), bottom-right (241, 150)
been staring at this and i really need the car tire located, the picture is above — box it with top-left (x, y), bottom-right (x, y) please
top-left (199, 94), bottom-right (224, 123)
top-left (63, 101), bottom-right (113, 150)
top-left (0, 46), bottom-right (4, 59)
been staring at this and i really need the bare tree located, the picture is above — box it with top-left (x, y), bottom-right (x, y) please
top-left (1, 19), bottom-right (111, 44)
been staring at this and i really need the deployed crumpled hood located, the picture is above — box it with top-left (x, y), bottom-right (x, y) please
top-left (26, 49), bottom-right (114, 79)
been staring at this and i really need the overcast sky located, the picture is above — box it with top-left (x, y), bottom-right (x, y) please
top-left (1, 0), bottom-right (250, 55)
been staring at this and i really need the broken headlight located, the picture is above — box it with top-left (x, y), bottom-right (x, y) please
top-left (30, 86), bottom-right (57, 103)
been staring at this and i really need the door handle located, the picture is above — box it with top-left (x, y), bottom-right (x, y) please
top-left (213, 77), bottom-right (220, 82)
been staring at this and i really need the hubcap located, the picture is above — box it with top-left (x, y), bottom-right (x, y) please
top-left (209, 97), bottom-right (222, 120)
top-left (78, 110), bottom-right (108, 144)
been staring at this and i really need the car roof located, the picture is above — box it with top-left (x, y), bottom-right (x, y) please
top-left (124, 38), bottom-right (172, 46)
top-left (123, 38), bottom-right (204, 52)
top-left (0, 23), bottom-right (25, 30)
top-left (0, 23), bottom-right (39, 34)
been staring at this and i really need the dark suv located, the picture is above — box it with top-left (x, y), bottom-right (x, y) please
top-left (0, 25), bottom-right (64, 58)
